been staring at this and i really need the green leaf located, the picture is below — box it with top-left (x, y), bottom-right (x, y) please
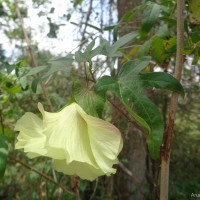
top-left (95, 57), bottom-right (184, 159)
top-left (94, 76), bottom-right (120, 97)
top-left (0, 135), bottom-right (8, 179)
top-left (47, 54), bottom-right (74, 77)
top-left (73, 0), bottom-right (83, 7)
top-left (152, 36), bottom-right (167, 65)
top-left (25, 66), bottom-right (47, 76)
top-left (6, 85), bottom-right (22, 94)
top-left (118, 58), bottom-right (164, 159)
top-left (110, 32), bottom-right (138, 54)
top-left (141, 3), bottom-right (161, 34)
top-left (30, 55), bottom-right (74, 92)
top-left (189, 0), bottom-right (200, 24)
top-left (75, 89), bottom-right (105, 117)
top-left (132, 95), bottom-right (164, 159)
top-left (137, 39), bottom-right (152, 58)
top-left (31, 76), bottom-right (46, 93)
top-left (192, 48), bottom-right (200, 65)
top-left (118, 56), bottom-right (151, 78)
top-left (139, 72), bottom-right (185, 96)
top-left (95, 57), bottom-right (167, 159)
top-left (75, 50), bottom-right (86, 62)
top-left (75, 39), bottom-right (108, 62)
top-left (94, 75), bottom-right (151, 134)
top-left (155, 24), bottom-right (169, 38)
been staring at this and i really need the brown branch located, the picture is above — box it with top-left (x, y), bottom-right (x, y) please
top-left (14, 0), bottom-right (53, 112)
top-left (160, 1), bottom-right (185, 200)
top-left (0, 110), bottom-right (5, 134)
top-left (118, 161), bottom-right (140, 185)
top-left (80, 0), bottom-right (93, 48)
top-left (108, 99), bottom-right (145, 133)
top-left (8, 155), bottom-right (75, 196)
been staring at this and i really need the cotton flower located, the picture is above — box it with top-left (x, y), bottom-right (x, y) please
top-left (15, 102), bottom-right (123, 181)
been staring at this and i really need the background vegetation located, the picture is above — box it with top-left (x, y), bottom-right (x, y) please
top-left (0, 0), bottom-right (199, 199)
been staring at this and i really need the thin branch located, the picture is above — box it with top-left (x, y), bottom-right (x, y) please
top-left (118, 161), bottom-right (140, 184)
top-left (8, 155), bottom-right (75, 196)
top-left (108, 99), bottom-right (145, 133)
top-left (89, 179), bottom-right (99, 200)
top-left (160, 1), bottom-right (185, 200)
top-left (14, 0), bottom-right (53, 112)
top-left (0, 110), bottom-right (5, 135)
top-left (80, 0), bottom-right (93, 48)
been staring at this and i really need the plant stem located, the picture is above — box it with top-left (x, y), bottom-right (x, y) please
top-left (160, 1), bottom-right (185, 200)
top-left (0, 110), bottom-right (5, 135)
top-left (8, 155), bottom-right (75, 196)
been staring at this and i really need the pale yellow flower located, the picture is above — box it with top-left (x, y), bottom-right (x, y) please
top-left (15, 103), bottom-right (123, 181)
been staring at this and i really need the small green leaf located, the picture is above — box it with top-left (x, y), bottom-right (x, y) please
top-left (0, 135), bottom-right (8, 179)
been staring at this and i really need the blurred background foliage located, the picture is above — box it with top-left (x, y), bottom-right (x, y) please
top-left (0, 0), bottom-right (199, 199)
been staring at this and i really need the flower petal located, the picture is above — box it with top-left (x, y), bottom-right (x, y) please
top-left (79, 111), bottom-right (123, 174)
top-left (53, 159), bottom-right (105, 181)
top-left (15, 112), bottom-right (47, 158)
top-left (39, 103), bottom-right (98, 168)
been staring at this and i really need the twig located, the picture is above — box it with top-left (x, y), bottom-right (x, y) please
top-left (89, 179), bottom-right (99, 200)
top-left (108, 99), bottom-right (145, 133)
top-left (80, 0), bottom-right (93, 48)
top-left (14, 0), bottom-right (53, 113)
top-left (118, 161), bottom-right (140, 184)
top-left (8, 155), bottom-right (75, 196)
top-left (0, 110), bottom-right (5, 135)
top-left (160, 1), bottom-right (185, 200)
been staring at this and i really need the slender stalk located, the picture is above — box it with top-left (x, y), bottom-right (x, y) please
top-left (0, 110), bottom-right (5, 135)
top-left (8, 155), bottom-right (75, 196)
top-left (89, 179), bottom-right (99, 200)
top-left (160, 1), bottom-right (185, 200)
